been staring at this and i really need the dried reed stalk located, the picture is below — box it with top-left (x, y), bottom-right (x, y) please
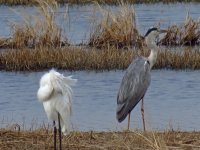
top-left (0, 129), bottom-right (200, 150)
top-left (0, 47), bottom-right (200, 71)
top-left (9, 0), bottom-right (65, 48)
top-left (88, 2), bottom-right (144, 49)
top-left (160, 14), bottom-right (200, 46)
top-left (0, 0), bottom-right (198, 6)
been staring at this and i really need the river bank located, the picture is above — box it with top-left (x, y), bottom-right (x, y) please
top-left (1, 129), bottom-right (200, 150)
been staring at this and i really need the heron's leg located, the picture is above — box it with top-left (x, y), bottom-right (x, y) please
top-left (141, 98), bottom-right (146, 131)
top-left (128, 112), bottom-right (131, 130)
top-left (58, 113), bottom-right (62, 150)
top-left (53, 121), bottom-right (57, 150)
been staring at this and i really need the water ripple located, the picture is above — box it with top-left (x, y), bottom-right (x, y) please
top-left (0, 70), bottom-right (200, 131)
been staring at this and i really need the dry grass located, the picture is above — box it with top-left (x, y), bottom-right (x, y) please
top-left (0, 0), bottom-right (56, 5)
top-left (0, 0), bottom-right (199, 6)
top-left (0, 129), bottom-right (200, 150)
top-left (88, 3), bottom-right (144, 49)
top-left (0, 47), bottom-right (133, 71)
top-left (0, 2), bottom-right (200, 48)
top-left (160, 14), bottom-right (200, 46)
top-left (0, 47), bottom-right (200, 71)
top-left (66, 0), bottom-right (200, 5)
top-left (155, 49), bottom-right (200, 70)
top-left (0, 38), bottom-right (12, 49)
top-left (7, 0), bottom-right (65, 49)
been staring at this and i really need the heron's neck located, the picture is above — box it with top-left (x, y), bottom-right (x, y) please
top-left (146, 39), bottom-right (158, 69)
top-left (148, 48), bottom-right (158, 69)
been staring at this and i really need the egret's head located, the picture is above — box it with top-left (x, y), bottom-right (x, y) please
top-left (144, 27), bottom-right (166, 48)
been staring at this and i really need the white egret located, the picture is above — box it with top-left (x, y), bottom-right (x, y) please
top-left (37, 69), bottom-right (77, 150)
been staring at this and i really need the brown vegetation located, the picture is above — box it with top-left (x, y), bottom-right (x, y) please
top-left (0, 47), bottom-right (200, 71)
top-left (0, 2), bottom-right (199, 49)
top-left (0, 47), bottom-right (133, 71)
top-left (160, 14), bottom-right (200, 46)
top-left (0, 38), bottom-right (12, 49)
top-left (88, 3), bottom-right (144, 49)
top-left (0, 0), bottom-right (199, 6)
top-left (0, 1), bottom-right (199, 71)
top-left (155, 49), bottom-right (200, 70)
top-left (0, 129), bottom-right (200, 150)
top-left (7, 0), bottom-right (66, 49)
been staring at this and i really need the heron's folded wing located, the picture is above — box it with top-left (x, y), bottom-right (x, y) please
top-left (116, 57), bottom-right (151, 122)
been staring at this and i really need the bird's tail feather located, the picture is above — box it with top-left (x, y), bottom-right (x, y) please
top-left (116, 99), bottom-right (141, 123)
top-left (116, 103), bottom-right (128, 123)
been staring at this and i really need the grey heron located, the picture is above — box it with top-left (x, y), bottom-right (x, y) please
top-left (116, 27), bottom-right (166, 131)
top-left (37, 69), bottom-right (77, 150)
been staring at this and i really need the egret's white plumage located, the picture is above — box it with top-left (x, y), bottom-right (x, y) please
top-left (37, 69), bottom-right (77, 134)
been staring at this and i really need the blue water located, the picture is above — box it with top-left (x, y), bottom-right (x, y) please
top-left (0, 3), bottom-right (200, 131)
top-left (0, 70), bottom-right (199, 131)
top-left (0, 3), bottom-right (200, 44)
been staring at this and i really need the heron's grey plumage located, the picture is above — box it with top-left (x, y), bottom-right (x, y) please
top-left (116, 27), bottom-right (166, 130)
top-left (116, 57), bottom-right (151, 122)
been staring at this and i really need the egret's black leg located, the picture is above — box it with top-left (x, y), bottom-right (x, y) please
top-left (53, 121), bottom-right (57, 150)
top-left (58, 113), bottom-right (62, 150)
top-left (128, 112), bottom-right (131, 130)
top-left (141, 98), bottom-right (146, 131)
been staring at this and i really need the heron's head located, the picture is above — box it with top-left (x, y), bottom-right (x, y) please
top-left (144, 27), bottom-right (166, 48)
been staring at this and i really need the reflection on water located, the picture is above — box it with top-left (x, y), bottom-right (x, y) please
top-left (0, 3), bottom-right (200, 44)
top-left (0, 70), bottom-right (199, 131)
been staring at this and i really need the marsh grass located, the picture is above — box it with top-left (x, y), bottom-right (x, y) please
top-left (0, 0), bottom-right (57, 5)
top-left (0, 47), bottom-right (200, 71)
top-left (0, 128), bottom-right (200, 150)
top-left (88, 2), bottom-right (144, 49)
top-left (160, 14), bottom-right (200, 46)
top-left (0, 47), bottom-right (134, 71)
top-left (0, 37), bottom-right (12, 48)
top-left (8, 0), bottom-right (65, 49)
top-left (158, 49), bottom-right (200, 69)
top-left (0, 0), bottom-right (199, 6)
top-left (1, 2), bottom-right (200, 48)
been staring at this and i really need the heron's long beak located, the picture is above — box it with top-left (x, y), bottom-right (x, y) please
top-left (156, 29), bottom-right (167, 45)
top-left (159, 29), bottom-right (167, 33)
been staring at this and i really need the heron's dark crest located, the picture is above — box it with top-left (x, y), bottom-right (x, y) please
top-left (144, 27), bottom-right (158, 37)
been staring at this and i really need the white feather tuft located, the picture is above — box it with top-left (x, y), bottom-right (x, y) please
top-left (37, 69), bottom-right (77, 103)
top-left (37, 69), bottom-right (77, 134)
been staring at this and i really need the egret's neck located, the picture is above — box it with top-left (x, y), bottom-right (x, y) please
top-left (146, 37), bottom-right (158, 69)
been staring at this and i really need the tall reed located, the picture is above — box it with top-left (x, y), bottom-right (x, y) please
top-left (88, 2), bottom-right (144, 49)
top-left (9, 0), bottom-right (65, 48)
top-left (160, 14), bottom-right (200, 46)
top-left (0, 0), bottom-right (199, 6)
